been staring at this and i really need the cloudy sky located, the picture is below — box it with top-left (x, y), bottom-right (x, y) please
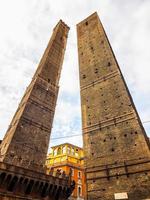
top-left (0, 0), bottom-right (150, 150)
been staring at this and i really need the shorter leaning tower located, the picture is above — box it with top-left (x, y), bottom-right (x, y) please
top-left (77, 12), bottom-right (150, 200)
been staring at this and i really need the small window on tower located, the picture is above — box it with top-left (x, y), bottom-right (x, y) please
top-left (85, 21), bottom-right (88, 26)
top-left (95, 68), bottom-right (98, 74)
top-left (108, 62), bottom-right (111, 66)
top-left (91, 46), bottom-right (94, 50)
top-left (82, 74), bottom-right (86, 79)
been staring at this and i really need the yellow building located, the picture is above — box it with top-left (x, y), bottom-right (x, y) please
top-left (46, 143), bottom-right (85, 200)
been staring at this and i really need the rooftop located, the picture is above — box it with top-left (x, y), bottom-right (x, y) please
top-left (50, 143), bottom-right (83, 150)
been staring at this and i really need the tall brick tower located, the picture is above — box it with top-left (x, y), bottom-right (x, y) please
top-left (0, 20), bottom-right (75, 200)
top-left (0, 20), bottom-right (69, 172)
top-left (77, 12), bottom-right (150, 200)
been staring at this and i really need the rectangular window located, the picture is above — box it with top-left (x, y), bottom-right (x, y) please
top-left (71, 168), bottom-right (74, 176)
top-left (78, 171), bottom-right (82, 179)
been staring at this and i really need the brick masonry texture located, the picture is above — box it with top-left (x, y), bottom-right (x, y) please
top-left (0, 20), bottom-right (75, 200)
top-left (77, 12), bottom-right (150, 200)
top-left (0, 20), bottom-right (69, 173)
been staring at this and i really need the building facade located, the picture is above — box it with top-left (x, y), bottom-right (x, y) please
top-left (0, 20), bottom-right (75, 200)
top-left (77, 12), bottom-right (150, 200)
top-left (46, 143), bottom-right (85, 200)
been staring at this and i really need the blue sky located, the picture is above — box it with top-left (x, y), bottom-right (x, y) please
top-left (0, 0), bottom-right (150, 150)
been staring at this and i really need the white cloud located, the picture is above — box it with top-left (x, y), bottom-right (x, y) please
top-left (0, 0), bottom-right (150, 151)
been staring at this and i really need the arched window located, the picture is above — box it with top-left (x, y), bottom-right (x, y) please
top-left (57, 147), bottom-right (61, 155)
top-left (75, 148), bottom-right (79, 157)
top-left (67, 146), bottom-right (71, 154)
top-left (71, 148), bottom-right (75, 155)
top-left (78, 186), bottom-right (82, 197)
top-left (54, 148), bottom-right (57, 156)
top-left (62, 146), bottom-right (66, 154)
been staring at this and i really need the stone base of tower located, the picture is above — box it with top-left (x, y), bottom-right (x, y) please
top-left (86, 158), bottom-right (150, 200)
top-left (87, 179), bottom-right (150, 200)
top-left (0, 162), bottom-right (75, 200)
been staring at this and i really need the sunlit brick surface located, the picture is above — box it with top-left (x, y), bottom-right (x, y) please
top-left (77, 12), bottom-right (150, 200)
top-left (0, 20), bottom-right (69, 172)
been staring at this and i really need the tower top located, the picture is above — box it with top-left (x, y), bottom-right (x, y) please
top-left (54, 19), bottom-right (70, 31)
top-left (77, 11), bottom-right (98, 27)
